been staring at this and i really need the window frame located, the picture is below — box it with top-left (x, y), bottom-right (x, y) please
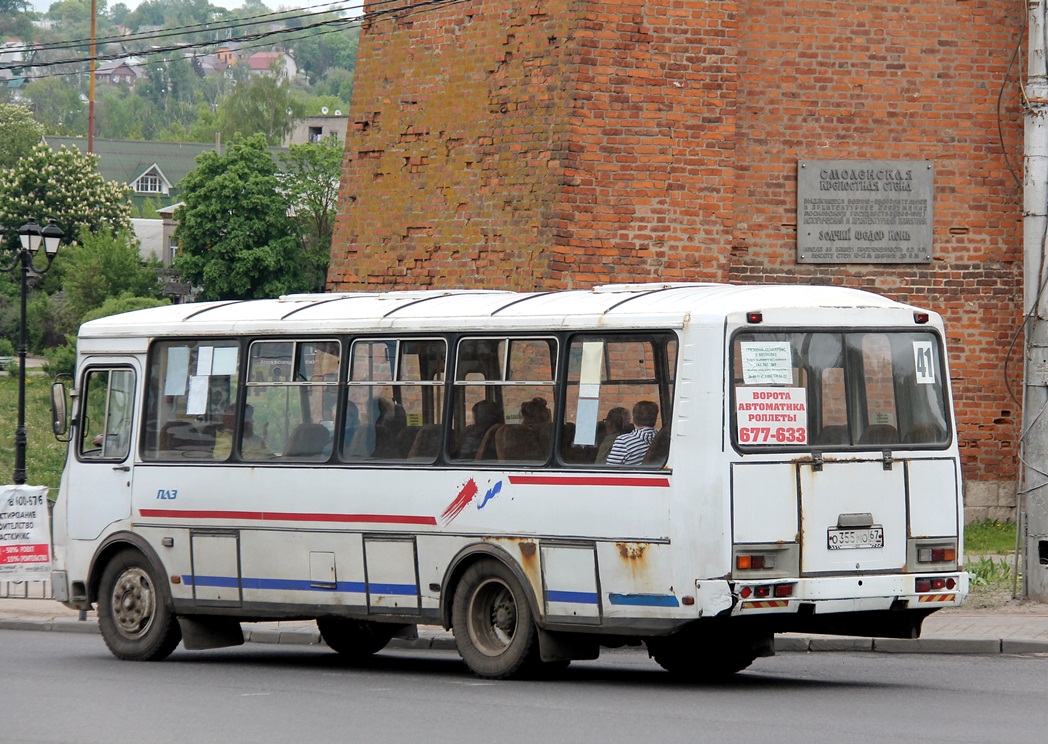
top-left (76, 365), bottom-right (137, 463)
top-left (729, 326), bottom-right (953, 453)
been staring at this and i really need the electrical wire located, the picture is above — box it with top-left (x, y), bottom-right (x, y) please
top-left (23, 0), bottom-right (363, 54)
top-left (997, 0), bottom-right (1026, 190)
top-left (3, 0), bottom-right (465, 80)
top-left (14, 15), bottom-right (364, 80)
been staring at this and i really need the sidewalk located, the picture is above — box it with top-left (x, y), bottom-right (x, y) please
top-left (1, 596), bottom-right (1045, 656)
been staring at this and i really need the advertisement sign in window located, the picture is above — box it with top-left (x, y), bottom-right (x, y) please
top-left (736, 387), bottom-right (808, 445)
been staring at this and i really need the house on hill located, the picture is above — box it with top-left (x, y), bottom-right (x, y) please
top-left (243, 51), bottom-right (297, 79)
top-left (42, 137), bottom-right (230, 213)
top-left (95, 56), bottom-right (145, 86)
top-left (41, 137), bottom-right (294, 211)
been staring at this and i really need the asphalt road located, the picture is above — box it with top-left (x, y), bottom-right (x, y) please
top-left (4, 629), bottom-right (1045, 744)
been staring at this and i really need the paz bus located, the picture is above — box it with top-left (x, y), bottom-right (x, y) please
top-left (48, 283), bottom-right (968, 679)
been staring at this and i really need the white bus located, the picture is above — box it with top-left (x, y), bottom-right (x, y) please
top-left (49, 283), bottom-right (968, 679)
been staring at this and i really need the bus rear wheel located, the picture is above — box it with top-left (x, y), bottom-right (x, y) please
top-left (97, 549), bottom-right (181, 661)
top-left (452, 559), bottom-right (537, 679)
top-left (317, 618), bottom-right (396, 659)
top-left (647, 630), bottom-right (764, 680)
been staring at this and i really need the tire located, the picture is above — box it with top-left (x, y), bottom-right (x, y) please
top-left (452, 559), bottom-right (538, 679)
top-left (647, 631), bottom-right (761, 680)
top-left (97, 549), bottom-right (182, 661)
top-left (317, 618), bottom-right (396, 659)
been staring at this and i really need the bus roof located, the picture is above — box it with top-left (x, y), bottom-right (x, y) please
top-left (78, 283), bottom-right (932, 340)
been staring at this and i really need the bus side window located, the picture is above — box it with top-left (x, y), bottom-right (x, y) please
top-left (562, 334), bottom-right (676, 468)
top-left (143, 340), bottom-right (241, 461)
top-left (246, 340), bottom-right (340, 462)
top-left (344, 338), bottom-right (446, 463)
top-left (450, 337), bottom-right (556, 464)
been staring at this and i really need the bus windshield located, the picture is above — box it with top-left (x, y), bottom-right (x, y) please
top-left (732, 330), bottom-right (950, 449)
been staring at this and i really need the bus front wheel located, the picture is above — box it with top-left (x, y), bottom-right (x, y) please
top-left (317, 618), bottom-right (396, 659)
top-left (97, 549), bottom-right (182, 661)
top-left (452, 559), bottom-right (538, 679)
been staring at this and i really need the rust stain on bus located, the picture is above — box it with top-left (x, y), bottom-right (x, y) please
top-left (617, 542), bottom-right (647, 561)
top-left (512, 539), bottom-right (540, 586)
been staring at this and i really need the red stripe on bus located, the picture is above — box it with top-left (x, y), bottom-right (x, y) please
top-left (138, 509), bottom-right (438, 526)
top-left (507, 475), bottom-right (670, 488)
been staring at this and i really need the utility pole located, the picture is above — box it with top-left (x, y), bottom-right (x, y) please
top-left (88, 0), bottom-right (96, 153)
top-left (1022, 0), bottom-right (1048, 601)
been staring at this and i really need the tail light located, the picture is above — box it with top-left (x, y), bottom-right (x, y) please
top-left (917, 547), bottom-right (956, 563)
top-left (915, 576), bottom-right (957, 593)
top-left (736, 553), bottom-right (775, 570)
top-left (739, 582), bottom-right (794, 599)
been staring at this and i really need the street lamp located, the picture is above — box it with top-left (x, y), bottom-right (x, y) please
top-left (1, 219), bottom-right (64, 485)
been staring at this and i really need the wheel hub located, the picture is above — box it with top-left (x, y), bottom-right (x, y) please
top-left (111, 567), bottom-right (155, 639)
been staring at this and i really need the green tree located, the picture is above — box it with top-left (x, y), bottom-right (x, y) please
top-left (0, 104), bottom-right (45, 169)
top-left (139, 54), bottom-right (200, 138)
top-left (293, 24), bottom-right (358, 84)
top-left (96, 86), bottom-right (147, 140)
top-left (45, 294), bottom-right (170, 376)
top-left (217, 65), bottom-right (302, 146)
top-left (108, 2), bottom-right (131, 26)
top-left (313, 68), bottom-right (354, 108)
top-left (49, 228), bottom-right (161, 324)
top-left (0, 143), bottom-right (132, 246)
top-left (174, 134), bottom-right (308, 300)
top-left (22, 77), bottom-right (86, 134)
top-left (278, 137), bottom-right (343, 292)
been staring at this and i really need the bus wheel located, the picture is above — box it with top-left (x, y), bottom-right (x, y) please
top-left (452, 559), bottom-right (537, 679)
top-left (97, 549), bottom-right (181, 661)
top-left (647, 632), bottom-right (760, 679)
top-left (317, 618), bottom-right (396, 659)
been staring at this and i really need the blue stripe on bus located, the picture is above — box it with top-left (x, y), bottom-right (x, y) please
top-left (241, 578), bottom-right (367, 593)
top-left (608, 593), bottom-right (680, 608)
top-left (546, 590), bottom-right (599, 605)
top-left (183, 576), bottom-right (414, 595)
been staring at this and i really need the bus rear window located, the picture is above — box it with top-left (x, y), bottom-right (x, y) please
top-left (731, 331), bottom-right (950, 449)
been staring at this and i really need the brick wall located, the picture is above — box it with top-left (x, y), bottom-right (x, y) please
top-left (331, 0), bottom-right (1025, 518)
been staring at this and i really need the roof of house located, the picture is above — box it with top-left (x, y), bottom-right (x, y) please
top-left (41, 137), bottom-right (289, 190)
top-left (246, 51), bottom-right (283, 71)
top-left (95, 56), bottom-right (144, 76)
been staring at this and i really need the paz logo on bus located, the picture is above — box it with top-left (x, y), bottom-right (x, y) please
top-left (156, 489), bottom-right (178, 500)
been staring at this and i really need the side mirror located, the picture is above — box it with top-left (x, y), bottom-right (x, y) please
top-left (51, 379), bottom-right (71, 441)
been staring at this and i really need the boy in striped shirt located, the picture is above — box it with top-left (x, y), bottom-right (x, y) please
top-left (606, 400), bottom-right (659, 466)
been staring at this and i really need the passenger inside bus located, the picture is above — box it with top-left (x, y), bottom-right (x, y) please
top-left (596, 407), bottom-right (633, 463)
top-left (456, 399), bottom-right (503, 459)
top-left (606, 401), bottom-right (659, 466)
top-left (240, 406), bottom-right (268, 459)
top-left (283, 422), bottom-right (331, 458)
top-left (643, 423), bottom-right (671, 467)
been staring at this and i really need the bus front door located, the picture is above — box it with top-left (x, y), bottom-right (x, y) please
top-left (67, 364), bottom-right (138, 540)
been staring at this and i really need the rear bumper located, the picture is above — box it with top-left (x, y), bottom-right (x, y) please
top-left (729, 571), bottom-right (969, 625)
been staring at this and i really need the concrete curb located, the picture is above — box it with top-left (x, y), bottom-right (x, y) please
top-left (3, 617), bottom-right (1047, 655)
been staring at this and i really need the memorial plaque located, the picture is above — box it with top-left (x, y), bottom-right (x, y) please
top-left (797, 160), bottom-right (933, 264)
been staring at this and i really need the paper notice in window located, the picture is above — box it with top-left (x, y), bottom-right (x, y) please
top-left (186, 375), bottom-right (208, 415)
top-left (164, 346), bottom-right (190, 396)
top-left (196, 346), bottom-right (214, 376)
top-left (212, 347), bottom-right (238, 376)
top-left (741, 342), bottom-right (793, 385)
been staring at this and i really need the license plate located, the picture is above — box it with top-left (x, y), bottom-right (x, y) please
top-left (827, 526), bottom-right (883, 550)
